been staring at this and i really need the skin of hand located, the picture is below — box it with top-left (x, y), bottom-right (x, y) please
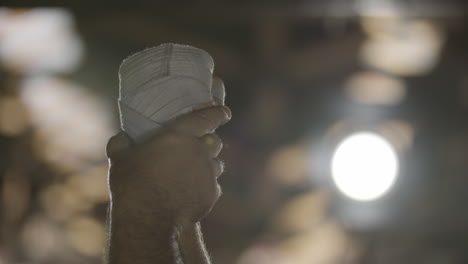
top-left (106, 105), bottom-right (231, 227)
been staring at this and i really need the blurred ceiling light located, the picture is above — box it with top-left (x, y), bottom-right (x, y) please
top-left (40, 183), bottom-right (92, 222)
top-left (360, 18), bottom-right (444, 76)
top-left (237, 244), bottom-right (283, 264)
top-left (21, 215), bottom-right (66, 261)
top-left (269, 191), bottom-right (327, 234)
top-left (20, 76), bottom-right (116, 172)
top-left (377, 120), bottom-right (415, 152)
top-left (66, 164), bottom-right (110, 204)
top-left (322, 119), bottom-right (354, 144)
top-left (0, 8), bottom-right (83, 74)
top-left (360, 15), bottom-right (402, 38)
top-left (331, 132), bottom-right (399, 201)
top-left (0, 95), bottom-right (29, 136)
top-left (66, 216), bottom-right (106, 257)
top-left (237, 220), bottom-right (351, 264)
top-left (276, 221), bottom-right (350, 264)
top-left (266, 144), bottom-right (307, 185)
top-left (345, 71), bottom-right (406, 105)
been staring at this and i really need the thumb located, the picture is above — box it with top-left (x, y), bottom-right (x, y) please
top-left (106, 131), bottom-right (131, 159)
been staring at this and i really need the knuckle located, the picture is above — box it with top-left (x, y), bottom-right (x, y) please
top-left (197, 107), bottom-right (226, 123)
top-left (216, 184), bottom-right (223, 198)
top-left (156, 132), bottom-right (191, 148)
top-left (216, 136), bottom-right (223, 149)
top-left (213, 158), bottom-right (225, 176)
top-left (211, 108), bottom-right (227, 121)
top-left (211, 133), bottom-right (222, 143)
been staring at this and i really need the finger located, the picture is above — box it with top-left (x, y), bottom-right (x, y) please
top-left (192, 101), bottom-right (216, 111)
top-left (106, 131), bottom-right (131, 158)
top-left (170, 106), bottom-right (231, 137)
top-left (216, 182), bottom-right (222, 200)
top-left (212, 158), bottom-right (225, 179)
top-left (212, 77), bottom-right (225, 106)
top-left (201, 133), bottom-right (223, 157)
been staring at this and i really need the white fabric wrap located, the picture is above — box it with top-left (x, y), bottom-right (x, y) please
top-left (118, 43), bottom-right (225, 142)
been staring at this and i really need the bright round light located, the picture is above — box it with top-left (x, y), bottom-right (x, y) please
top-left (331, 132), bottom-right (399, 201)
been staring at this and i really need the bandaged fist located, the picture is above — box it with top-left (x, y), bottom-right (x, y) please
top-left (106, 106), bottom-right (231, 226)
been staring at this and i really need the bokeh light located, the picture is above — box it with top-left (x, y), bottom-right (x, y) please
top-left (66, 216), bottom-right (106, 257)
top-left (360, 17), bottom-right (444, 76)
top-left (20, 76), bottom-right (116, 172)
top-left (331, 132), bottom-right (399, 201)
top-left (21, 215), bottom-right (67, 261)
top-left (0, 8), bottom-right (83, 74)
top-left (345, 71), bottom-right (406, 105)
top-left (377, 120), bottom-right (415, 152)
top-left (266, 144), bottom-right (308, 186)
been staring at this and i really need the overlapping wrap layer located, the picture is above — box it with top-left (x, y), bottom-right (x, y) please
top-left (118, 43), bottom-right (225, 142)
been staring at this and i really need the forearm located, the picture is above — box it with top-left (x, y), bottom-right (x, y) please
top-left (106, 202), bottom-right (181, 264)
top-left (176, 222), bottom-right (211, 264)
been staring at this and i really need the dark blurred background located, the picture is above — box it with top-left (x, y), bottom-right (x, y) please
top-left (0, 1), bottom-right (468, 263)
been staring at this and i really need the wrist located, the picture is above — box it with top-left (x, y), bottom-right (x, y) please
top-left (175, 222), bottom-right (211, 264)
top-left (108, 201), bottom-right (179, 264)
top-left (110, 199), bottom-right (175, 228)
top-left (111, 193), bottom-right (200, 229)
